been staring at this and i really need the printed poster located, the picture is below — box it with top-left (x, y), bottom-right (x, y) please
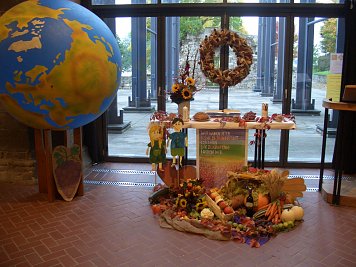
top-left (326, 74), bottom-right (341, 102)
top-left (330, 53), bottom-right (343, 74)
top-left (197, 129), bottom-right (248, 189)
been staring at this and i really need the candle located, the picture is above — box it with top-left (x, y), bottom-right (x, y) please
top-left (262, 103), bottom-right (268, 118)
top-left (183, 105), bottom-right (189, 122)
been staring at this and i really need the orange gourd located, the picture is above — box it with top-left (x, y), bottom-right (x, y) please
top-left (256, 193), bottom-right (270, 211)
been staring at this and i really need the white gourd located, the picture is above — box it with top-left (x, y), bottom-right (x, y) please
top-left (291, 205), bottom-right (304, 221)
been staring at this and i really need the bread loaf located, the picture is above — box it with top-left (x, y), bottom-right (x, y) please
top-left (193, 112), bottom-right (210, 121)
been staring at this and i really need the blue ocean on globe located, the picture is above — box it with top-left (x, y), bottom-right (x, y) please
top-left (0, 0), bottom-right (122, 130)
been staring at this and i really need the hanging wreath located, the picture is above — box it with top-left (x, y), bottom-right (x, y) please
top-left (199, 29), bottom-right (253, 88)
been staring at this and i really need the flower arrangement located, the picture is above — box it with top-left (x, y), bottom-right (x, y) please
top-left (175, 178), bottom-right (206, 214)
top-left (169, 50), bottom-right (200, 104)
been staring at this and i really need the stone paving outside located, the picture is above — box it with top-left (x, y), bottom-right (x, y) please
top-left (108, 86), bottom-right (336, 164)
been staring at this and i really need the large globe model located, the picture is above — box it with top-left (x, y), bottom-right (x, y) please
top-left (0, 0), bottom-right (122, 130)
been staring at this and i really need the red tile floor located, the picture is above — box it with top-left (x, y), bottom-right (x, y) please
top-left (1, 163), bottom-right (356, 267)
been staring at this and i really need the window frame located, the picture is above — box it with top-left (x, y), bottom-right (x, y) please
top-left (83, 0), bottom-right (350, 168)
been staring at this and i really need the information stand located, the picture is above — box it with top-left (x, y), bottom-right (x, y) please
top-left (197, 129), bottom-right (248, 188)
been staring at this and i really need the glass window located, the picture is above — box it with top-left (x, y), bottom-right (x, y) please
top-left (227, 0), bottom-right (290, 3)
top-left (226, 17), bottom-right (284, 162)
top-left (288, 17), bottom-right (343, 162)
top-left (108, 17), bottom-right (157, 158)
top-left (101, 3), bottom-right (346, 167)
top-left (92, 0), bottom-right (158, 5)
top-left (293, 0), bottom-right (342, 3)
top-left (166, 16), bottom-right (221, 160)
top-left (162, 0), bottom-right (222, 3)
top-left (166, 16), bottom-right (284, 163)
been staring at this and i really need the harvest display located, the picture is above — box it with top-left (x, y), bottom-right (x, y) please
top-left (149, 28), bottom-right (300, 247)
top-left (149, 167), bottom-right (306, 248)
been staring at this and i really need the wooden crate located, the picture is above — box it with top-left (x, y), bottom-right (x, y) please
top-left (205, 194), bottom-right (233, 222)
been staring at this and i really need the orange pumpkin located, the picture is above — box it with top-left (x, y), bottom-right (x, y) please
top-left (151, 204), bottom-right (161, 215)
top-left (256, 193), bottom-right (270, 211)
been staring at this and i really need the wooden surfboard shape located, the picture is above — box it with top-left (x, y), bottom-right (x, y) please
top-left (282, 178), bottom-right (306, 199)
top-left (52, 145), bottom-right (82, 201)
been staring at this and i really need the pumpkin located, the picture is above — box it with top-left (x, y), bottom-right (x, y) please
top-left (281, 209), bottom-right (295, 223)
top-left (291, 205), bottom-right (304, 220)
top-left (256, 193), bottom-right (270, 211)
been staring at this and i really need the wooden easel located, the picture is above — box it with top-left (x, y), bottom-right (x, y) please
top-left (34, 128), bottom-right (84, 202)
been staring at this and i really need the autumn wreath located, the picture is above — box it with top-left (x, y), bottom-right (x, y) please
top-left (199, 29), bottom-right (253, 88)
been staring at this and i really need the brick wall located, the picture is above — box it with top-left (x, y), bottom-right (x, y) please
top-left (0, 1), bottom-right (36, 183)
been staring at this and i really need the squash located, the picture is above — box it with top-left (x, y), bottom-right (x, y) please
top-left (291, 205), bottom-right (304, 220)
top-left (281, 208), bottom-right (295, 223)
top-left (256, 193), bottom-right (270, 211)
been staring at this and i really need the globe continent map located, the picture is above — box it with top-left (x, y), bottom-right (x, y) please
top-left (0, 0), bottom-right (122, 130)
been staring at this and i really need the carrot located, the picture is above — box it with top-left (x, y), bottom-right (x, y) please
top-left (267, 203), bottom-right (277, 221)
top-left (274, 213), bottom-right (279, 224)
top-left (268, 210), bottom-right (275, 221)
top-left (277, 203), bottom-right (282, 218)
top-left (270, 202), bottom-right (277, 215)
top-left (271, 212), bottom-right (278, 224)
top-left (265, 203), bottom-right (273, 216)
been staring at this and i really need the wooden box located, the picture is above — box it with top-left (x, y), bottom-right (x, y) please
top-left (205, 194), bottom-right (234, 222)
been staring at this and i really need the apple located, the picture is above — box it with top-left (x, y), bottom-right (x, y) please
top-left (218, 201), bottom-right (227, 210)
top-left (223, 206), bottom-right (234, 214)
top-left (210, 191), bottom-right (219, 200)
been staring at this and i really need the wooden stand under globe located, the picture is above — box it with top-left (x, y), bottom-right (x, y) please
top-left (34, 128), bottom-right (84, 202)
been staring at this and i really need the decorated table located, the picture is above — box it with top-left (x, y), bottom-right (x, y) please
top-left (182, 118), bottom-right (296, 185)
top-left (184, 120), bottom-right (296, 130)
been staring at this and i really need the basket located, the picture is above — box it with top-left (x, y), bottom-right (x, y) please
top-left (205, 194), bottom-right (234, 222)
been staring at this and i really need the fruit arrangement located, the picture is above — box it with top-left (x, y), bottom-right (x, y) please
top-left (205, 190), bottom-right (234, 221)
top-left (242, 111), bottom-right (257, 121)
top-left (149, 167), bottom-right (306, 248)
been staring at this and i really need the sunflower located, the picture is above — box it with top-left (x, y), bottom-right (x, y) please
top-left (181, 87), bottom-right (192, 100)
top-left (179, 198), bottom-right (187, 208)
top-left (195, 201), bottom-right (207, 212)
top-left (185, 77), bottom-right (195, 86)
top-left (171, 84), bottom-right (180, 93)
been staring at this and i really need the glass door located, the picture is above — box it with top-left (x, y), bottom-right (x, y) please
top-left (287, 17), bottom-right (344, 163)
top-left (107, 16), bottom-right (157, 158)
